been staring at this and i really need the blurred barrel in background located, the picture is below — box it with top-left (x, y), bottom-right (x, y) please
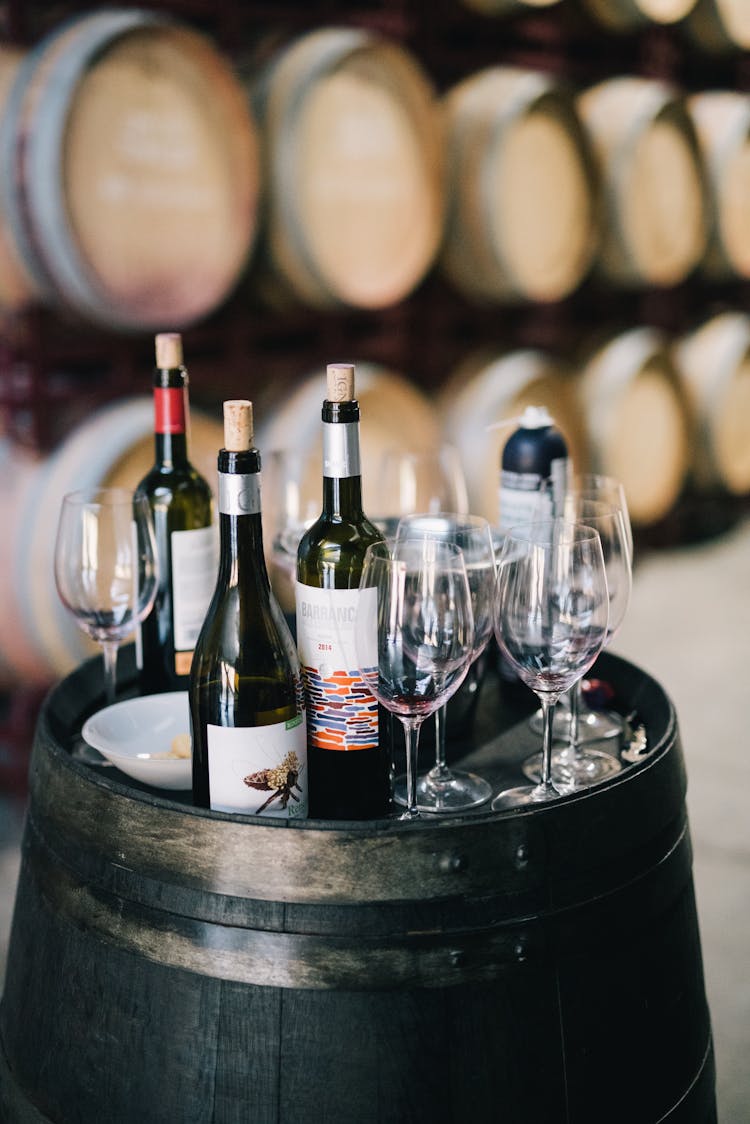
top-left (674, 311), bottom-right (750, 497)
top-left (578, 77), bottom-right (708, 288)
top-left (0, 398), bottom-right (222, 687)
top-left (439, 349), bottom-right (587, 525)
top-left (577, 327), bottom-right (691, 526)
top-left (0, 45), bottom-right (35, 311)
top-left (460, 0), bottom-right (562, 15)
top-left (254, 27), bottom-right (442, 310)
top-left (441, 67), bottom-right (599, 304)
top-left (686, 0), bottom-right (750, 52)
top-left (0, 9), bottom-right (259, 329)
top-left (689, 91), bottom-right (750, 282)
top-left (580, 0), bottom-right (697, 32)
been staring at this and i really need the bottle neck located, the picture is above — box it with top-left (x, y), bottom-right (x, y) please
top-left (322, 475), bottom-right (365, 518)
top-left (217, 448), bottom-right (269, 591)
top-left (321, 401), bottom-right (363, 518)
top-left (153, 370), bottom-right (190, 469)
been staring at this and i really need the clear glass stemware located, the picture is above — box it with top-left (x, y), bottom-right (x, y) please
top-left (393, 513), bottom-right (496, 812)
top-left (54, 488), bottom-right (159, 759)
top-left (355, 539), bottom-right (475, 820)
top-left (491, 520), bottom-right (609, 811)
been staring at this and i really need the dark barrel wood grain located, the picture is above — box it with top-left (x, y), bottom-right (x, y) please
top-left (0, 651), bottom-right (716, 1123)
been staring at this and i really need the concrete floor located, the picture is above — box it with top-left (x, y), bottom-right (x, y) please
top-left (1, 516), bottom-right (748, 1120)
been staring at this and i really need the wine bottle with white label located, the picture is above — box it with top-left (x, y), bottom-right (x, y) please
top-left (135, 333), bottom-right (216, 693)
top-left (296, 363), bottom-right (390, 820)
top-left (190, 400), bottom-right (308, 817)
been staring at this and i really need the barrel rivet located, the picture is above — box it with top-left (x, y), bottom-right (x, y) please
top-left (515, 844), bottom-right (529, 868)
top-left (514, 940), bottom-right (528, 963)
top-left (438, 852), bottom-right (467, 874)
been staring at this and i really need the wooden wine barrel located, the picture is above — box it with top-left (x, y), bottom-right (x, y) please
top-left (255, 27), bottom-right (442, 310)
top-left (580, 0), bottom-right (697, 32)
top-left (0, 10), bottom-right (259, 329)
top-left (460, 0), bottom-right (561, 15)
top-left (686, 0), bottom-right (750, 52)
top-left (674, 311), bottom-right (750, 495)
top-left (439, 349), bottom-right (588, 525)
top-left (0, 45), bottom-right (36, 311)
top-left (578, 78), bottom-right (708, 288)
top-left (688, 91), bottom-right (750, 281)
top-left (578, 327), bottom-right (691, 525)
top-left (0, 649), bottom-right (716, 1122)
top-left (0, 398), bottom-right (222, 686)
top-left (441, 68), bottom-right (599, 304)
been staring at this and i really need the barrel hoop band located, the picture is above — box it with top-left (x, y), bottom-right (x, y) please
top-left (21, 815), bottom-right (693, 991)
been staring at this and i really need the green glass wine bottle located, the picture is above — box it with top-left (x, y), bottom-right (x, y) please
top-left (135, 333), bottom-right (215, 693)
top-left (190, 400), bottom-right (308, 817)
top-left (295, 363), bottom-right (390, 820)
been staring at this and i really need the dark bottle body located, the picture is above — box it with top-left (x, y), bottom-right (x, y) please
top-left (136, 350), bottom-right (215, 693)
top-left (296, 396), bottom-right (390, 820)
top-left (190, 445), bottom-right (307, 816)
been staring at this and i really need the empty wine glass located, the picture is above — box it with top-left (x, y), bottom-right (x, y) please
top-left (54, 488), bottom-right (159, 737)
top-left (492, 520), bottom-right (609, 810)
top-left (393, 513), bottom-right (495, 812)
top-left (529, 473), bottom-right (634, 744)
top-left (523, 497), bottom-right (632, 787)
top-left (355, 539), bottom-right (474, 820)
top-left (262, 448), bottom-right (320, 615)
top-left (370, 445), bottom-right (469, 538)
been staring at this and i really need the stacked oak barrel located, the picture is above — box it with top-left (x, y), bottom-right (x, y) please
top-left (0, 0), bottom-right (748, 693)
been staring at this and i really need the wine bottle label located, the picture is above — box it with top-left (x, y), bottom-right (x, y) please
top-left (548, 455), bottom-right (570, 518)
top-left (219, 473), bottom-right (261, 515)
top-left (154, 387), bottom-right (187, 434)
top-left (498, 472), bottom-right (553, 533)
top-left (295, 583), bottom-right (378, 752)
top-left (207, 715), bottom-right (308, 817)
top-left (171, 525), bottom-right (218, 659)
top-left (323, 421), bottom-right (361, 478)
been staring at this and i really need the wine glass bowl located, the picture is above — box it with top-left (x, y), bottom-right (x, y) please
top-left (370, 445), bottom-right (470, 537)
top-left (492, 520), bottom-right (609, 810)
top-left (356, 538), bottom-right (475, 820)
top-left (54, 488), bottom-right (159, 712)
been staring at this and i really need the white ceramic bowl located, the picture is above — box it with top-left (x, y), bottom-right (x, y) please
top-left (81, 692), bottom-right (192, 790)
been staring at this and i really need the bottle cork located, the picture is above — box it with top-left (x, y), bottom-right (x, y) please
top-left (223, 400), bottom-right (253, 452)
top-left (155, 332), bottom-right (183, 369)
top-left (326, 363), bottom-right (355, 402)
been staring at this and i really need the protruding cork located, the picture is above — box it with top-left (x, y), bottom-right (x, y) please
top-left (223, 400), bottom-right (253, 452)
top-left (326, 363), bottom-right (355, 402)
top-left (155, 332), bottom-right (183, 369)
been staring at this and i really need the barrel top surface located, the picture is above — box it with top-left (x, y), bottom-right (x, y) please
top-left (31, 647), bottom-right (684, 907)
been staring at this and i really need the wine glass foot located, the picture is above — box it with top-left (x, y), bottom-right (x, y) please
top-left (529, 706), bottom-right (623, 742)
top-left (522, 746), bottom-right (621, 788)
top-left (394, 768), bottom-right (492, 813)
top-left (491, 780), bottom-right (572, 811)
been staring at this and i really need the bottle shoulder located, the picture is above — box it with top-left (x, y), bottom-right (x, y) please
top-left (136, 466), bottom-right (213, 518)
top-left (195, 583), bottom-right (299, 669)
top-left (298, 511), bottom-right (384, 554)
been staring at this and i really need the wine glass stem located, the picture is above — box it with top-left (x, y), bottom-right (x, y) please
top-left (569, 679), bottom-right (582, 758)
top-left (101, 640), bottom-right (119, 705)
top-left (431, 704), bottom-right (449, 780)
top-left (402, 717), bottom-right (423, 818)
top-left (539, 696), bottom-right (559, 795)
